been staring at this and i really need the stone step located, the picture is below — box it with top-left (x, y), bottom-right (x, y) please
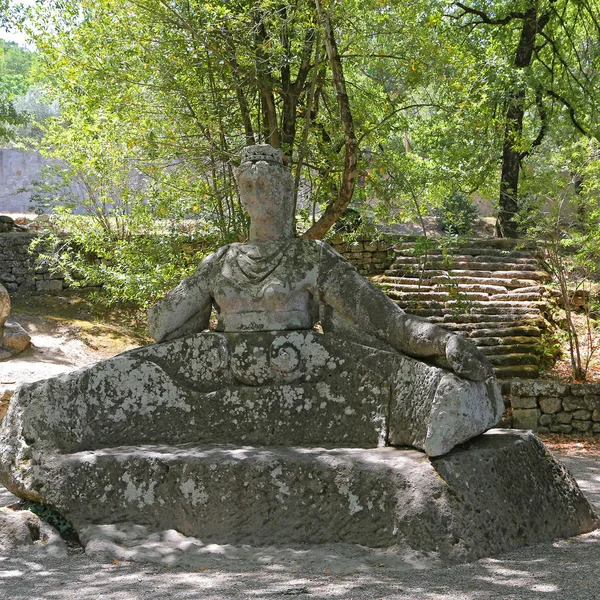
top-left (472, 335), bottom-right (540, 347)
top-left (393, 249), bottom-right (540, 261)
top-left (429, 320), bottom-right (545, 332)
top-left (386, 291), bottom-right (491, 302)
top-left (477, 344), bottom-right (544, 356)
top-left (488, 293), bottom-right (543, 302)
top-left (494, 365), bottom-right (540, 379)
top-left (384, 269), bottom-right (549, 284)
top-left (394, 238), bottom-right (538, 250)
top-left (377, 274), bottom-right (546, 289)
top-left (391, 257), bottom-right (541, 272)
top-left (398, 300), bottom-right (547, 310)
top-left (387, 289), bottom-right (544, 304)
top-left (426, 314), bottom-right (543, 325)
top-left (487, 354), bottom-right (540, 367)
top-left (25, 431), bottom-right (596, 562)
top-left (380, 282), bottom-right (509, 295)
top-left (463, 326), bottom-right (542, 339)
top-left (404, 306), bottom-right (543, 319)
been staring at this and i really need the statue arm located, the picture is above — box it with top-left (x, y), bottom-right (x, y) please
top-left (147, 248), bottom-right (225, 343)
top-left (316, 243), bottom-right (493, 381)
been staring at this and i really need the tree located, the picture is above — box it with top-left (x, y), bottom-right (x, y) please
top-left (0, 39), bottom-right (35, 140)
top-left (25, 0), bottom-right (467, 242)
top-left (449, 0), bottom-right (600, 237)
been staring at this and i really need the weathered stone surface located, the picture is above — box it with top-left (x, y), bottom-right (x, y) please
top-left (2, 431), bottom-right (594, 566)
top-left (510, 395), bottom-right (537, 409)
top-left (511, 380), bottom-right (568, 397)
top-left (539, 397), bottom-right (562, 414)
top-left (592, 409), bottom-right (600, 422)
top-left (0, 386), bottom-right (13, 421)
top-left (539, 414), bottom-right (552, 426)
top-left (35, 279), bottom-right (63, 293)
top-left (0, 507), bottom-right (67, 556)
top-left (563, 396), bottom-right (587, 412)
top-left (571, 383), bottom-right (600, 396)
top-left (585, 395), bottom-right (600, 410)
top-left (0, 330), bottom-right (502, 458)
top-left (0, 283), bottom-right (9, 329)
top-left (572, 409), bottom-right (591, 421)
top-left (556, 412), bottom-right (573, 424)
top-left (593, 423), bottom-right (600, 433)
top-left (512, 408), bottom-right (540, 431)
top-left (550, 424), bottom-right (573, 434)
top-left (0, 285), bottom-right (31, 359)
top-left (571, 420), bottom-right (591, 432)
top-left (1, 318), bottom-right (31, 354)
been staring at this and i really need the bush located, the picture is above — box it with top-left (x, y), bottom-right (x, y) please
top-left (435, 191), bottom-right (479, 236)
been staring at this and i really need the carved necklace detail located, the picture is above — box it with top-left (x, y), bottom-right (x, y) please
top-left (236, 240), bottom-right (293, 285)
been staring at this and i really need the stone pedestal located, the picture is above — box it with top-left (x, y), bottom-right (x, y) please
top-left (0, 331), bottom-right (596, 565)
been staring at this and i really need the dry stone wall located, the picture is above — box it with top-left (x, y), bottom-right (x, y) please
top-left (329, 237), bottom-right (395, 276)
top-left (0, 233), bottom-right (64, 293)
top-left (507, 380), bottom-right (600, 435)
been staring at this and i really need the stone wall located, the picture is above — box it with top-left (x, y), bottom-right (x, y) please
top-left (329, 237), bottom-right (395, 276)
top-left (0, 233), bottom-right (64, 293)
top-left (507, 380), bottom-right (600, 435)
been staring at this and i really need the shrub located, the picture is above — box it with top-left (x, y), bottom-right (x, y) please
top-left (436, 191), bottom-right (479, 236)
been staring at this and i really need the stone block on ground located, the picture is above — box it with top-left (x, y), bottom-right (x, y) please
top-left (0, 507), bottom-right (67, 556)
top-left (0, 284), bottom-right (9, 328)
top-left (2, 431), bottom-right (594, 566)
top-left (1, 318), bottom-right (31, 354)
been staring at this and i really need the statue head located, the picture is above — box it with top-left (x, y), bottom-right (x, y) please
top-left (236, 144), bottom-right (294, 241)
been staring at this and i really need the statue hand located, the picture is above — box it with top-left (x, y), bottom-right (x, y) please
top-left (445, 335), bottom-right (494, 382)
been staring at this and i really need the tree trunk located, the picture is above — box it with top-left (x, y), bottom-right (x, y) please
top-left (303, 1), bottom-right (358, 240)
top-left (497, 6), bottom-right (548, 237)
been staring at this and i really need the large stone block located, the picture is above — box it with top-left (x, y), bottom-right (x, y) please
top-left (1, 431), bottom-right (595, 566)
top-left (1, 318), bottom-right (30, 355)
top-left (511, 380), bottom-right (567, 397)
top-left (539, 396), bottom-right (562, 414)
top-left (563, 396), bottom-right (587, 412)
top-left (510, 395), bottom-right (538, 409)
top-left (0, 331), bottom-right (502, 457)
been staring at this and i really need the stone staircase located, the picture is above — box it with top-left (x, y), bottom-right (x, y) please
top-left (371, 237), bottom-right (556, 380)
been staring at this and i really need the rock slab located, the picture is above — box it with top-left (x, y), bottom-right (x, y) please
top-left (1, 431), bottom-right (595, 565)
top-left (0, 331), bottom-right (503, 457)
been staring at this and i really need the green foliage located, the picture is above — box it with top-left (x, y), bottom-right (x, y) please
top-left (0, 38), bottom-right (36, 141)
top-left (435, 191), bottom-right (479, 236)
top-left (519, 138), bottom-right (600, 380)
top-left (20, 500), bottom-right (80, 545)
top-left (31, 221), bottom-right (219, 308)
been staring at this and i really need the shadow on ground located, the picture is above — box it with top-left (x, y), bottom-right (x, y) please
top-left (0, 528), bottom-right (599, 600)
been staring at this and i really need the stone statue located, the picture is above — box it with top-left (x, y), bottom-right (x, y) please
top-left (150, 145), bottom-right (492, 384)
top-left (0, 145), bottom-right (595, 566)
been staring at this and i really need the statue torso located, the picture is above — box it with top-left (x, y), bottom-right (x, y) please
top-left (211, 239), bottom-right (321, 332)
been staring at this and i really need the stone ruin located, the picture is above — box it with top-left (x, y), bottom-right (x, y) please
top-left (0, 283), bottom-right (30, 363)
top-left (0, 145), bottom-right (596, 565)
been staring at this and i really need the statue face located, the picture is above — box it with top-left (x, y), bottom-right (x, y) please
top-left (237, 159), bottom-right (294, 238)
